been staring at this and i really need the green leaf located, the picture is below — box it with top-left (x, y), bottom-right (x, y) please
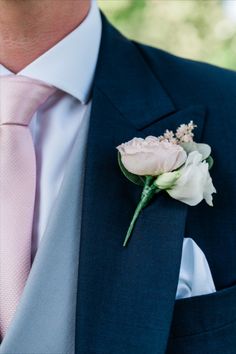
top-left (206, 155), bottom-right (214, 170)
top-left (118, 152), bottom-right (145, 186)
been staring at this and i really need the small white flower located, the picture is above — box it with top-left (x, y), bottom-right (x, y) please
top-left (167, 151), bottom-right (216, 206)
top-left (176, 121), bottom-right (197, 143)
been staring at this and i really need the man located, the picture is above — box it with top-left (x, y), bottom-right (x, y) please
top-left (0, 0), bottom-right (235, 353)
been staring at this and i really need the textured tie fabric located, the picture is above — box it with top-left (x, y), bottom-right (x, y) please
top-left (0, 75), bottom-right (56, 338)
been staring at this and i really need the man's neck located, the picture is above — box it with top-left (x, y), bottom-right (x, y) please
top-left (0, 0), bottom-right (91, 73)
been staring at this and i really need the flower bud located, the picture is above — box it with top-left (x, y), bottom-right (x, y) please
top-left (155, 171), bottom-right (180, 190)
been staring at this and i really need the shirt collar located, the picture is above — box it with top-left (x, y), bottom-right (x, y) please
top-left (0, 0), bottom-right (102, 104)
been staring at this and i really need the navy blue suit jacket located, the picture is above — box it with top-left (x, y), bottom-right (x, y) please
top-left (74, 14), bottom-right (236, 354)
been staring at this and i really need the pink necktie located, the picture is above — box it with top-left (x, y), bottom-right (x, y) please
top-left (0, 75), bottom-right (56, 338)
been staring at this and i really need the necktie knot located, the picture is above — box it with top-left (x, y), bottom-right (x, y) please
top-left (0, 75), bottom-right (57, 126)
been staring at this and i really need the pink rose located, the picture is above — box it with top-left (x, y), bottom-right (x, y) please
top-left (117, 136), bottom-right (187, 176)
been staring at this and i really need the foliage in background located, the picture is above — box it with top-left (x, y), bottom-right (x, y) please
top-left (99, 0), bottom-right (236, 71)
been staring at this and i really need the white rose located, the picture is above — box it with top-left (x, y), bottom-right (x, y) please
top-left (117, 136), bottom-right (187, 176)
top-left (167, 151), bottom-right (216, 206)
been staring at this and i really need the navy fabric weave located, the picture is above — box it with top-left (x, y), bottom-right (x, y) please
top-left (74, 14), bottom-right (236, 354)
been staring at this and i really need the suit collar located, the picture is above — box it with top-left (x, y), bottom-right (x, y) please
top-left (94, 14), bottom-right (176, 129)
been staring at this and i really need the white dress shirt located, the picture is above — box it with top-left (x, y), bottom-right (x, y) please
top-left (0, 0), bottom-right (102, 257)
top-left (0, 0), bottom-right (215, 299)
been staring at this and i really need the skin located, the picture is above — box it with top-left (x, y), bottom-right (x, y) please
top-left (0, 0), bottom-right (91, 73)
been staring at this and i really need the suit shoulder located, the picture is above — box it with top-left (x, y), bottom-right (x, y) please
top-left (133, 42), bottom-right (236, 102)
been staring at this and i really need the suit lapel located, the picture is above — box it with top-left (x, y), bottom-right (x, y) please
top-left (75, 16), bottom-right (206, 354)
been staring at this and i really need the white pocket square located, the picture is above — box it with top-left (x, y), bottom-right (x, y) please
top-left (176, 237), bottom-right (216, 299)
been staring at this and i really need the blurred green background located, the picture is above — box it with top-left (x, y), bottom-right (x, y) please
top-left (98, 0), bottom-right (236, 71)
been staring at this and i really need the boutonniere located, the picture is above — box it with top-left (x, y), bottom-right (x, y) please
top-left (117, 121), bottom-right (216, 247)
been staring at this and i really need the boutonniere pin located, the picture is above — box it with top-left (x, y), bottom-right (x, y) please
top-left (117, 121), bottom-right (216, 247)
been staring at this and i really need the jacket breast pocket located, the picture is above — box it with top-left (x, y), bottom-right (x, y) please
top-left (166, 284), bottom-right (236, 354)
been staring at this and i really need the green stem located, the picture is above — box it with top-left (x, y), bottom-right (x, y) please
top-left (123, 199), bottom-right (144, 247)
top-left (123, 182), bottom-right (159, 247)
top-left (141, 175), bottom-right (154, 199)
